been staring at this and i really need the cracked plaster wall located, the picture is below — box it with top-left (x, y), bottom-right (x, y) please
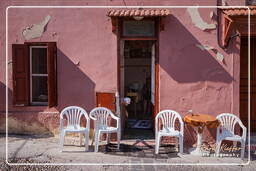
top-left (159, 7), bottom-right (240, 120)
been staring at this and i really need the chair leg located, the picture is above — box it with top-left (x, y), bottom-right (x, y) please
top-left (241, 140), bottom-right (246, 159)
top-left (95, 131), bottom-right (100, 152)
top-left (117, 132), bottom-right (120, 149)
top-left (175, 137), bottom-right (178, 151)
top-left (106, 133), bottom-right (110, 144)
top-left (59, 131), bottom-right (65, 152)
top-left (233, 141), bottom-right (237, 148)
top-left (85, 131), bottom-right (89, 151)
top-left (79, 132), bottom-right (82, 146)
top-left (155, 135), bottom-right (160, 154)
top-left (215, 139), bottom-right (222, 157)
top-left (179, 136), bottom-right (183, 154)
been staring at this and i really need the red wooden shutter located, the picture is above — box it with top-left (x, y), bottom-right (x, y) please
top-left (47, 42), bottom-right (57, 107)
top-left (12, 44), bottom-right (29, 106)
top-left (96, 92), bottom-right (116, 112)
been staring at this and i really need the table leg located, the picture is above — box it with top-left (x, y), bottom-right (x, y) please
top-left (189, 126), bottom-right (204, 156)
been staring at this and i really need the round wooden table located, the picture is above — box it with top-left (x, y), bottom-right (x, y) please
top-left (184, 113), bottom-right (220, 156)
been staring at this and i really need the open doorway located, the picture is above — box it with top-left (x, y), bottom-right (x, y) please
top-left (240, 36), bottom-right (256, 132)
top-left (121, 40), bottom-right (155, 140)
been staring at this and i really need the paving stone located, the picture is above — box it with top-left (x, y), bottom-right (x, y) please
top-left (1, 134), bottom-right (256, 171)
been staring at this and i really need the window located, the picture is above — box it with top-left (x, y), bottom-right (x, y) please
top-left (12, 42), bottom-right (57, 107)
top-left (124, 40), bottom-right (154, 58)
top-left (30, 46), bottom-right (48, 105)
top-left (122, 20), bottom-right (155, 37)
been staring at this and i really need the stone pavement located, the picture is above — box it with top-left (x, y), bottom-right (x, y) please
top-left (0, 134), bottom-right (256, 171)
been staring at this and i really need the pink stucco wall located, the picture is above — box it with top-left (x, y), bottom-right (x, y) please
top-left (0, 0), bottom-right (246, 144)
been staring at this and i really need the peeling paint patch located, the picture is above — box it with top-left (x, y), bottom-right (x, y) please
top-left (216, 51), bottom-right (224, 62)
top-left (187, 8), bottom-right (216, 31)
top-left (196, 44), bottom-right (214, 51)
top-left (22, 15), bottom-right (51, 40)
top-left (196, 44), bottom-right (224, 62)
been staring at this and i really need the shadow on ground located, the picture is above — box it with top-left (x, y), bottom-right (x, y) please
top-left (100, 143), bottom-right (180, 159)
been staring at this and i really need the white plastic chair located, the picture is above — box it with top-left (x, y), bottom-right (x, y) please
top-left (155, 110), bottom-right (184, 154)
top-left (215, 113), bottom-right (247, 158)
top-left (59, 106), bottom-right (90, 152)
top-left (89, 107), bottom-right (120, 152)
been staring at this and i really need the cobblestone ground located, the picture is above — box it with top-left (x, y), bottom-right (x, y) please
top-left (0, 134), bottom-right (256, 171)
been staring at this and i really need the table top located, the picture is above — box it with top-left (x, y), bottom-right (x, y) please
top-left (184, 113), bottom-right (220, 128)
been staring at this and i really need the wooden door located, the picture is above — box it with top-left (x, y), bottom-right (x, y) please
top-left (240, 37), bottom-right (256, 132)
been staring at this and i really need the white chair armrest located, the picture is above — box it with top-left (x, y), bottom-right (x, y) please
top-left (110, 113), bottom-right (119, 120)
top-left (237, 119), bottom-right (247, 139)
top-left (155, 117), bottom-right (159, 137)
top-left (242, 126), bottom-right (247, 140)
top-left (110, 114), bottom-right (120, 128)
top-left (116, 117), bottom-right (120, 129)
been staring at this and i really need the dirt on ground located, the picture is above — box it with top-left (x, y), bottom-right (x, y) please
top-left (1, 134), bottom-right (256, 171)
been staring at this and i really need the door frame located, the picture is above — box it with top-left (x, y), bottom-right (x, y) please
top-left (116, 17), bottom-right (160, 136)
top-left (240, 36), bottom-right (256, 132)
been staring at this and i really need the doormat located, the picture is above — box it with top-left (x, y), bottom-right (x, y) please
top-left (128, 120), bottom-right (152, 129)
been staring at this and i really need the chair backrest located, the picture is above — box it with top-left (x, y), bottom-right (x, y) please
top-left (216, 113), bottom-right (243, 134)
top-left (155, 110), bottom-right (183, 132)
top-left (89, 107), bottom-right (114, 128)
top-left (60, 106), bottom-right (89, 128)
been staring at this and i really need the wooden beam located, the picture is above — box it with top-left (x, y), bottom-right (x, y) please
top-left (223, 14), bottom-right (235, 46)
top-left (110, 17), bottom-right (117, 33)
top-left (160, 17), bottom-right (166, 31)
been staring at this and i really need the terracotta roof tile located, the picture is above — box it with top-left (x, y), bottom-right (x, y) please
top-left (221, 6), bottom-right (256, 16)
top-left (107, 9), bottom-right (170, 17)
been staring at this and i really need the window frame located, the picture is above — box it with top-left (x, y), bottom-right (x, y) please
top-left (29, 45), bottom-right (48, 106)
top-left (12, 42), bottom-right (57, 107)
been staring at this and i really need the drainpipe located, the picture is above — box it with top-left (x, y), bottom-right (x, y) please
top-left (217, 0), bottom-right (227, 49)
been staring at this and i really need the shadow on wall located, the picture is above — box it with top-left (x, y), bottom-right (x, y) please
top-left (159, 15), bottom-right (237, 147)
top-left (56, 49), bottom-right (96, 112)
top-left (160, 15), bottom-right (233, 83)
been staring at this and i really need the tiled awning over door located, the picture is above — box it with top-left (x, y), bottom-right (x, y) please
top-left (107, 9), bottom-right (170, 17)
top-left (221, 7), bottom-right (256, 16)
top-left (107, 9), bottom-right (170, 32)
